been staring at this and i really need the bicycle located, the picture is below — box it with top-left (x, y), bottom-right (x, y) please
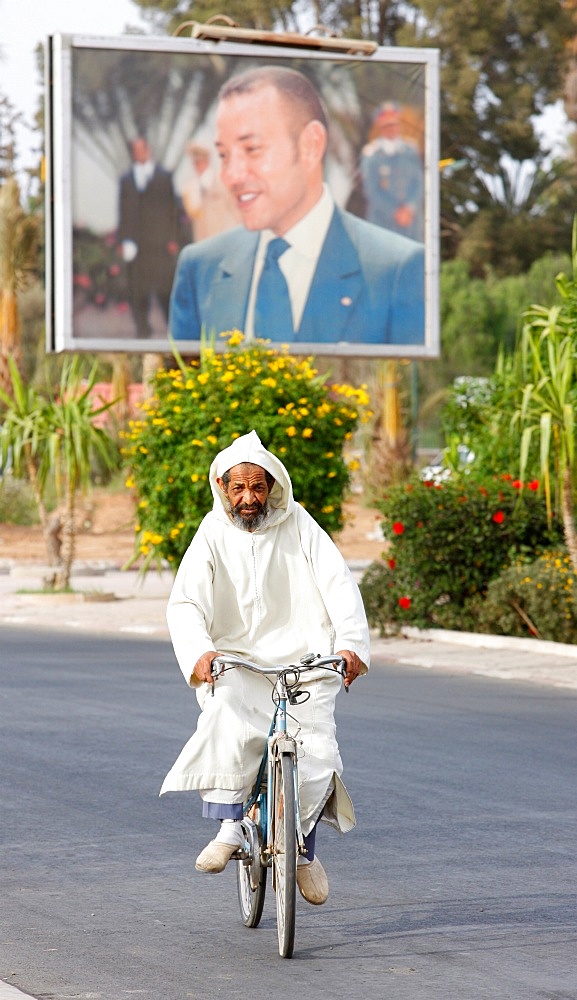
top-left (210, 651), bottom-right (347, 959)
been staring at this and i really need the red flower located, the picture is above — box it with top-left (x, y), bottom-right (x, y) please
top-left (502, 473), bottom-right (512, 481)
top-left (479, 486), bottom-right (488, 496)
top-left (528, 479), bottom-right (539, 491)
top-left (392, 521), bottom-right (405, 535)
top-left (398, 596), bottom-right (411, 610)
top-left (423, 480), bottom-right (434, 488)
top-left (388, 558), bottom-right (396, 570)
top-left (512, 479), bottom-right (523, 490)
top-left (492, 510), bottom-right (505, 524)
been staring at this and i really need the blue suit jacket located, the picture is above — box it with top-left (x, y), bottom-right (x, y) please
top-left (169, 206), bottom-right (424, 345)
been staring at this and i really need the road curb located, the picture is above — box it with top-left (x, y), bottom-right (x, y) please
top-left (399, 625), bottom-right (577, 660)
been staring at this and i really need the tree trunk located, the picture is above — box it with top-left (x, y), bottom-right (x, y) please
top-left (52, 486), bottom-right (76, 591)
top-left (0, 289), bottom-right (22, 398)
top-left (142, 353), bottom-right (164, 399)
top-left (561, 463), bottom-right (577, 574)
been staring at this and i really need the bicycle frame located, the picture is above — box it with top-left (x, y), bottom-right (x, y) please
top-left (211, 653), bottom-right (346, 864)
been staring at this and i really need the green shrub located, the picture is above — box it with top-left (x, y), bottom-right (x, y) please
top-left (360, 475), bottom-right (562, 632)
top-left (472, 550), bottom-right (577, 644)
top-left (0, 476), bottom-right (40, 525)
top-left (122, 333), bottom-right (370, 566)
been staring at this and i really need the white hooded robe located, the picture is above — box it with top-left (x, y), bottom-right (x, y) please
top-left (160, 430), bottom-right (370, 834)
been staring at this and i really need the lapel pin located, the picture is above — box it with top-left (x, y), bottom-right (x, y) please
top-left (340, 296), bottom-right (352, 307)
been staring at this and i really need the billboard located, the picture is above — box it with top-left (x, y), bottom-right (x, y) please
top-left (46, 32), bottom-right (439, 358)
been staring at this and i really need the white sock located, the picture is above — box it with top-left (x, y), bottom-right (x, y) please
top-left (214, 819), bottom-right (245, 848)
top-left (297, 855), bottom-right (311, 866)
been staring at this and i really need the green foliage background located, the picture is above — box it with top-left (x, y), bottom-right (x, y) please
top-left (122, 334), bottom-right (370, 566)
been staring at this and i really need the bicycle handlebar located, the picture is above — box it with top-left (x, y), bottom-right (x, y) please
top-left (211, 652), bottom-right (347, 683)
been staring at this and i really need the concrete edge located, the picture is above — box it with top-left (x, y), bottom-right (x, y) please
top-left (391, 626), bottom-right (577, 660)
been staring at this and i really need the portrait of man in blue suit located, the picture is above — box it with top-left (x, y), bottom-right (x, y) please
top-left (169, 65), bottom-right (425, 347)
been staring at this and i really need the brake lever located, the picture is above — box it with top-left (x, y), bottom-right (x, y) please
top-left (210, 657), bottom-right (224, 696)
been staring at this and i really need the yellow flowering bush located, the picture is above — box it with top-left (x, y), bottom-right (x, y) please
top-left (121, 333), bottom-right (370, 566)
top-left (474, 549), bottom-right (577, 643)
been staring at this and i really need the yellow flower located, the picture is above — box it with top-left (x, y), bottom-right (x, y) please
top-left (191, 473), bottom-right (199, 482)
top-left (286, 426), bottom-right (297, 437)
top-left (322, 504), bottom-right (334, 513)
top-left (302, 428), bottom-right (313, 438)
top-left (125, 477), bottom-right (135, 489)
top-left (191, 439), bottom-right (204, 447)
top-left (328, 471), bottom-right (337, 478)
top-left (261, 377), bottom-right (277, 388)
top-left (197, 372), bottom-right (210, 385)
top-left (139, 446), bottom-right (148, 454)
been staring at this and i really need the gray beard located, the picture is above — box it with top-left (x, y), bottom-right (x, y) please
top-left (228, 500), bottom-right (269, 532)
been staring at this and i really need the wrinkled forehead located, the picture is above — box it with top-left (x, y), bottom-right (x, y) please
top-left (225, 462), bottom-right (268, 482)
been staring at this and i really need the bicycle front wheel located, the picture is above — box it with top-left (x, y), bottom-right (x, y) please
top-left (272, 751), bottom-right (297, 958)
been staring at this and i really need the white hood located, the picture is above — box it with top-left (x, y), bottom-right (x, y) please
top-left (209, 430), bottom-right (295, 529)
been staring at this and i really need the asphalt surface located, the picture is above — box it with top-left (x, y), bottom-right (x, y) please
top-left (1, 629), bottom-right (576, 1000)
top-left (1, 556), bottom-right (577, 998)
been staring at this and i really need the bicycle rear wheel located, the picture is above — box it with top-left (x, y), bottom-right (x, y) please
top-left (272, 751), bottom-right (297, 958)
top-left (237, 805), bottom-right (267, 928)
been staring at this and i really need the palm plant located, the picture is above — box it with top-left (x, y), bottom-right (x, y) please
top-left (513, 225), bottom-right (577, 572)
top-left (46, 357), bottom-right (120, 590)
top-left (0, 355), bottom-right (119, 589)
top-left (0, 355), bottom-right (53, 549)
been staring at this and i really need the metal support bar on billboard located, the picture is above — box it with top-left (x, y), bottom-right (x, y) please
top-left (174, 16), bottom-right (378, 56)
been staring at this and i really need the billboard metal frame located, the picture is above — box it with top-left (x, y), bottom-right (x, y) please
top-left (46, 30), bottom-right (440, 358)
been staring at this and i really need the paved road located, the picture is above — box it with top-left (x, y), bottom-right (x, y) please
top-left (1, 628), bottom-right (576, 1000)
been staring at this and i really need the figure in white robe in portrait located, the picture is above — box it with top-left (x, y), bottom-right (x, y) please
top-left (160, 430), bottom-right (370, 837)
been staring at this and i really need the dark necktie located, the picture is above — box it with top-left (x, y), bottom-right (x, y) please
top-left (254, 237), bottom-right (294, 341)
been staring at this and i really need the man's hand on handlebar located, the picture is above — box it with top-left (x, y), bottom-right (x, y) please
top-left (192, 650), bottom-right (222, 685)
top-left (337, 649), bottom-right (364, 689)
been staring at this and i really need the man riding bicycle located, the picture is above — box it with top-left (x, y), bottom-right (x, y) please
top-left (160, 430), bottom-right (370, 905)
